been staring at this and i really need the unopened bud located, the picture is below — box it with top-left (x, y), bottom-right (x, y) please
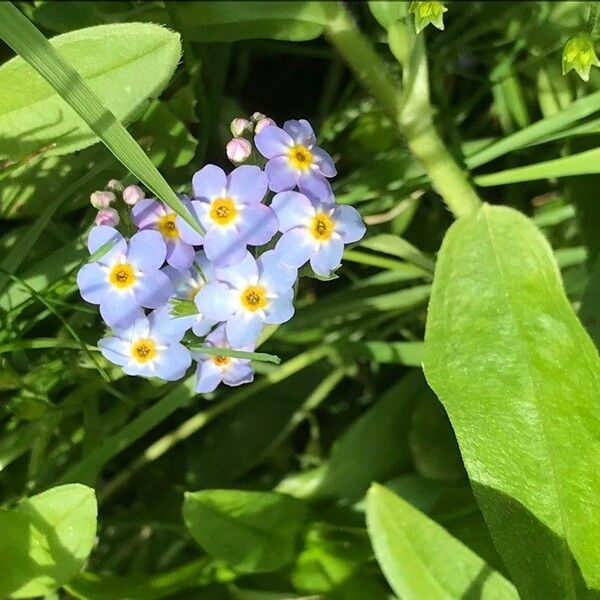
top-left (409, 2), bottom-right (447, 34)
top-left (90, 190), bottom-right (115, 209)
top-left (230, 118), bottom-right (252, 137)
top-left (94, 207), bottom-right (120, 227)
top-left (562, 33), bottom-right (600, 82)
top-left (255, 117), bottom-right (276, 134)
top-left (226, 138), bottom-right (252, 164)
top-left (122, 185), bottom-right (144, 206)
top-left (251, 111), bottom-right (266, 122)
top-left (106, 179), bottom-right (124, 193)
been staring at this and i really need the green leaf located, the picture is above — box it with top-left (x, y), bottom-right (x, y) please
top-left (423, 204), bottom-right (600, 598)
top-left (316, 371), bottom-right (423, 500)
top-left (474, 147), bottom-right (600, 186)
top-left (366, 483), bottom-right (518, 600)
top-left (0, 484), bottom-right (97, 598)
top-left (183, 489), bottom-right (308, 573)
top-left (0, 4), bottom-right (202, 235)
top-left (0, 22), bottom-right (180, 160)
top-left (159, 1), bottom-right (337, 42)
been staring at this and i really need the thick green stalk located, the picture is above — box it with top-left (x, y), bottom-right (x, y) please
top-left (324, 4), bottom-right (481, 218)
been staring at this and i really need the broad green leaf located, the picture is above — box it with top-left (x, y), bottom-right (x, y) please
top-left (316, 371), bottom-right (423, 500)
top-left (183, 489), bottom-right (308, 573)
top-left (423, 204), bottom-right (600, 598)
top-left (368, 1), bottom-right (407, 30)
top-left (366, 484), bottom-right (518, 600)
top-left (580, 256), bottom-right (600, 349)
top-left (0, 484), bottom-right (97, 598)
top-left (156, 2), bottom-right (338, 42)
top-left (0, 22), bottom-right (180, 160)
top-left (0, 4), bottom-right (201, 234)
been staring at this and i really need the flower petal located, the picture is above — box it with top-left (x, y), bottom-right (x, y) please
top-left (223, 362), bottom-right (254, 387)
top-left (310, 238), bottom-right (344, 276)
top-left (238, 204), bottom-right (278, 246)
top-left (131, 199), bottom-right (164, 230)
top-left (333, 205), bottom-right (366, 244)
top-left (271, 191), bottom-right (314, 232)
top-left (254, 125), bottom-right (293, 159)
top-left (98, 336), bottom-right (130, 366)
top-left (215, 251), bottom-right (257, 290)
top-left (195, 282), bottom-right (236, 321)
top-left (134, 269), bottom-right (172, 308)
top-left (77, 263), bottom-right (109, 305)
top-left (274, 228), bottom-right (314, 270)
top-left (154, 343), bottom-right (191, 381)
top-left (128, 230), bottom-right (167, 271)
top-left (192, 164), bottom-right (227, 201)
top-left (150, 305), bottom-right (193, 342)
top-left (312, 147), bottom-right (337, 177)
top-left (258, 250), bottom-right (297, 295)
top-left (265, 156), bottom-right (298, 192)
top-left (265, 290), bottom-right (295, 325)
top-left (166, 238), bottom-right (195, 270)
top-left (226, 311), bottom-right (264, 347)
top-left (204, 226), bottom-right (247, 267)
top-left (298, 174), bottom-right (334, 205)
top-left (283, 119), bottom-right (316, 147)
top-left (88, 226), bottom-right (127, 265)
top-left (195, 360), bottom-right (223, 393)
top-left (176, 201), bottom-right (205, 246)
top-left (227, 165), bottom-right (268, 204)
top-left (191, 315), bottom-right (217, 337)
top-left (100, 291), bottom-right (141, 329)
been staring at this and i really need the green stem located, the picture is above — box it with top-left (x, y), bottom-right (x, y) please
top-left (187, 344), bottom-right (281, 365)
top-left (324, 3), bottom-right (481, 218)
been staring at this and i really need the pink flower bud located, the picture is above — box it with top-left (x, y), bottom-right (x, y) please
top-left (122, 185), bottom-right (144, 206)
top-left (94, 207), bottom-right (120, 227)
top-left (90, 190), bottom-right (115, 209)
top-left (230, 118), bottom-right (251, 137)
top-left (251, 111), bottom-right (266, 122)
top-left (255, 117), bottom-right (276, 134)
top-left (106, 179), bottom-right (124, 193)
top-left (226, 138), bottom-right (252, 164)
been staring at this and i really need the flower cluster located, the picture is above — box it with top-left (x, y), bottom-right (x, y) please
top-left (77, 116), bottom-right (365, 393)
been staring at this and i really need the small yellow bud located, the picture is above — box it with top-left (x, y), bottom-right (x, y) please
top-left (562, 33), bottom-right (600, 82)
top-left (409, 1), bottom-right (448, 34)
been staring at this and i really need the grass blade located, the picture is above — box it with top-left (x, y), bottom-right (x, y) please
top-left (0, 2), bottom-right (203, 235)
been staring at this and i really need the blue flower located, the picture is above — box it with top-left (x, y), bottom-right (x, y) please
top-left (193, 325), bottom-right (254, 393)
top-left (195, 250), bottom-right (296, 347)
top-left (131, 196), bottom-right (196, 270)
top-left (271, 190), bottom-right (366, 277)
top-left (254, 119), bottom-right (336, 196)
top-left (98, 312), bottom-right (191, 381)
top-left (151, 251), bottom-right (218, 339)
top-left (77, 226), bottom-right (172, 329)
top-left (177, 165), bottom-right (278, 267)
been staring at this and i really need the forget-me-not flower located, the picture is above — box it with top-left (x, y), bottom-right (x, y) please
top-left (131, 196), bottom-right (196, 270)
top-left (177, 165), bottom-right (278, 267)
top-left (271, 190), bottom-right (366, 277)
top-left (254, 119), bottom-right (336, 196)
top-left (151, 251), bottom-right (218, 339)
top-left (193, 325), bottom-right (254, 393)
top-left (195, 250), bottom-right (296, 347)
top-left (98, 312), bottom-right (191, 380)
top-left (77, 226), bottom-right (172, 329)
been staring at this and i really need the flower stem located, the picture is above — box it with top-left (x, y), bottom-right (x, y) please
top-left (187, 344), bottom-right (281, 365)
top-left (324, 3), bottom-right (481, 218)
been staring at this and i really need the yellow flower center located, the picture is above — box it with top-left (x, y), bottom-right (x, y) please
top-left (209, 197), bottom-right (238, 226)
top-left (212, 355), bottom-right (231, 367)
top-left (130, 338), bottom-right (157, 363)
top-left (288, 144), bottom-right (313, 171)
top-left (158, 213), bottom-right (179, 239)
top-left (108, 263), bottom-right (136, 289)
top-left (310, 212), bottom-right (335, 241)
top-left (240, 285), bottom-right (268, 312)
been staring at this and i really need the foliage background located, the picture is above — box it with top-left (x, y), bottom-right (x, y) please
top-left (1, 1), bottom-right (600, 598)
